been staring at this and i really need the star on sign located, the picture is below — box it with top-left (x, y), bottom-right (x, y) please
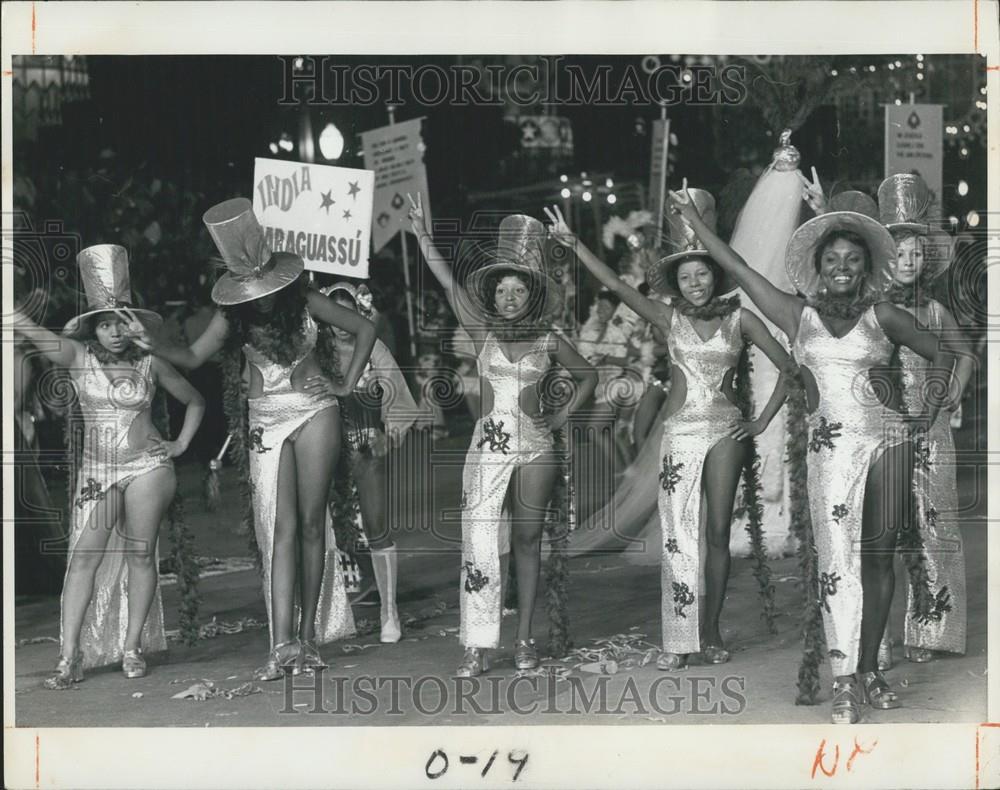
top-left (320, 190), bottom-right (336, 213)
top-left (343, 208), bottom-right (353, 221)
top-left (347, 181), bottom-right (361, 199)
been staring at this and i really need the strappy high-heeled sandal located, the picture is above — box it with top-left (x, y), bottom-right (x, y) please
top-left (877, 634), bottom-right (893, 671)
top-left (656, 652), bottom-right (688, 671)
top-left (702, 644), bottom-right (731, 665)
top-left (831, 675), bottom-right (863, 724)
top-left (906, 646), bottom-right (935, 664)
top-left (456, 648), bottom-right (489, 678)
top-left (514, 639), bottom-right (539, 671)
top-left (253, 640), bottom-right (301, 682)
top-left (298, 640), bottom-right (327, 674)
top-left (44, 652), bottom-right (84, 690)
top-left (122, 648), bottom-right (147, 679)
top-left (860, 670), bottom-right (901, 710)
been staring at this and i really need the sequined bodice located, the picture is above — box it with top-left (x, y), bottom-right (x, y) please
top-left (73, 349), bottom-right (156, 460)
top-left (243, 311), bottom-right (318, 396)
top-left (477, 332), bottom-right (550, 416)
top-left (897, 300), bottom-right (942, 414)
top-left (667, 310), bottom-right (742, 402)
top-left (793, 306), bottom-right (894, 427)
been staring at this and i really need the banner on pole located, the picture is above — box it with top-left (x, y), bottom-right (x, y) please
top-left (649, 118), bottom-right (671, 239)
top-left (252, 158), bottom-right (374, 278)
top-left (884, 104), bottom-right (943, 214)
top-left (360, 118), bottom-right (430, 254)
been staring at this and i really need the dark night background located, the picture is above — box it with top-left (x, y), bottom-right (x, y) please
top-left (13, 54), bottom-right (988, 358)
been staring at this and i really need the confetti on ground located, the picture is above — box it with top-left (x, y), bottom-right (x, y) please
top-left (15, 636), bottom-right (58, 648)
top-left (172, 681), bottom-right (262, 701)
top-left (165, 616), bottom-right (268, 643)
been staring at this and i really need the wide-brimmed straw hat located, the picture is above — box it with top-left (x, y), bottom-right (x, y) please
top-left (204, 198), bottom-right (304, 306)
top-left (464, 214), bottom-right (564, 320)
top-left (62, 244), bottom-right (161, 337)
top-left (785, 210), bottom-right (897, 298)
top-left (877, 174), bottom-right (953, 280)
top-left (829, 190), bottom-right (879, 219)
top-left (646, 188), bottom-right (737, 298)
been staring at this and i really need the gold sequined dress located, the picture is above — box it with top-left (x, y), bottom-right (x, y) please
top-left (460, 332), bottom-right (553, 648)
top-left (898, 299), bottom-right (966, 654)
top-left (659, 310), bottom-right (743, 654)
top-left (243, 311), bottom-right (355, 646)
top-left (63, 349), bottom-right (169, 668)
top-left (792, 305), bottom-right (906, 677)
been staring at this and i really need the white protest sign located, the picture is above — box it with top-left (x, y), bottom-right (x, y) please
top-left (884, 104), bottom-right (943, 214)
top-left (252, 158), bottom-right (374, 278)
top-left (360, 118), bottom-right (430, 254)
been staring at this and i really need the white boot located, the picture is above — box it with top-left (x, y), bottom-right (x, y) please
top-left (372, 545), bottom-right (401, 643)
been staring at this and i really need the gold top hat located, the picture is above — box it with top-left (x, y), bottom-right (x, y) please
top-left (464, 214), bottom-right (563, 320)
top-left (63, 244), bottom-right (161, 337)
top-left (829, 190), bottom-right (879, 220)
top-left (321, 281), bottom-right (377, 319)
top-left (204, 198), bottom-right (304, 306)
top-left (878, 174), bottom-right (932, 233)
top-left (646, 189), bottom-right (736, 298)
top-left (877, 174), bottom-right (953, 281)
top-left (785, 211), bottom-right (897, 298)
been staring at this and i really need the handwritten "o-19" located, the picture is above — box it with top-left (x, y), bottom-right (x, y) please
top-left (425, 749), bottom-right (529, 781)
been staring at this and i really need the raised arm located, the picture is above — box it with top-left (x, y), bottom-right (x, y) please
top-left (148, 357), bottom-right (206, 460)
top-left (875, 301), bottom-right (956, 426)
top-left (407, 192), bottom-right (483, 335)
top-left (667, 184), bottom-right (803, 339)
top-left (543, 205), bottom-right (672, 331)
top-left (120, 306), bottom-right (228, 371)
top-left (9, 307), bottom-right (84, 368)
top-left (307, 289), bottom-right (377, 394)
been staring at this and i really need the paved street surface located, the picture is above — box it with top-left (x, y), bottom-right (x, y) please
top-left (13, 421), bottom-right (988, 727)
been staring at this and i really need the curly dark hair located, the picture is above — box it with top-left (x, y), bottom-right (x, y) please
top-left (477, 267), bottom-right (550, 340)
top-left (79, 311), bottom-right (148, 363)
top-left (221, 275), bottom-right (310, 366)
top-left (664, 254), bottom-right (725, 302)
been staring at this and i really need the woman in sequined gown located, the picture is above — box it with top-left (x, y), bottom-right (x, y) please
top-left (132, 199), bottom-right (376, 680)
top-left (546, 203), bottom-right (793, 670)
top-left (408, 194), bottom-right (597, 676)
top-left (667, 186), bottom-right (960, 723)
top-left (883, 229), bottom-right (970, 663)
top-left (11, 300), bottom-right (204, 688)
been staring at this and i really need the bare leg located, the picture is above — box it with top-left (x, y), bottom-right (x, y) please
top-left (59, 487), bottom-right (123, 657)
top-left (270, 440), bottom-right (299, 647)
top-left (121, 466), bottom-right (177, 652)
top-left (292, 406), bottom-right (340, 643)
top-left (858, 441), bottom-right (912, 674)
top-left (510, 455), bottom-right (559, 643)
top-left (700, 437), bottom-right (748, 648)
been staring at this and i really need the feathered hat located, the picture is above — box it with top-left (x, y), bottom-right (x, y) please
top-left (785, 211), bottom-right (897, 298)
top-left (877, 173), bottom-right (953, 280)
top-left (646, 188), bottom-right (737, 298)
top-left (464, 214), bottom-right (563, 320)
top-left (320, 281), bottom-right (377, 320)
top-left (63, 244), bottom-right (161, 337)
top-left (203, 198), bottom-right (304, 306)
